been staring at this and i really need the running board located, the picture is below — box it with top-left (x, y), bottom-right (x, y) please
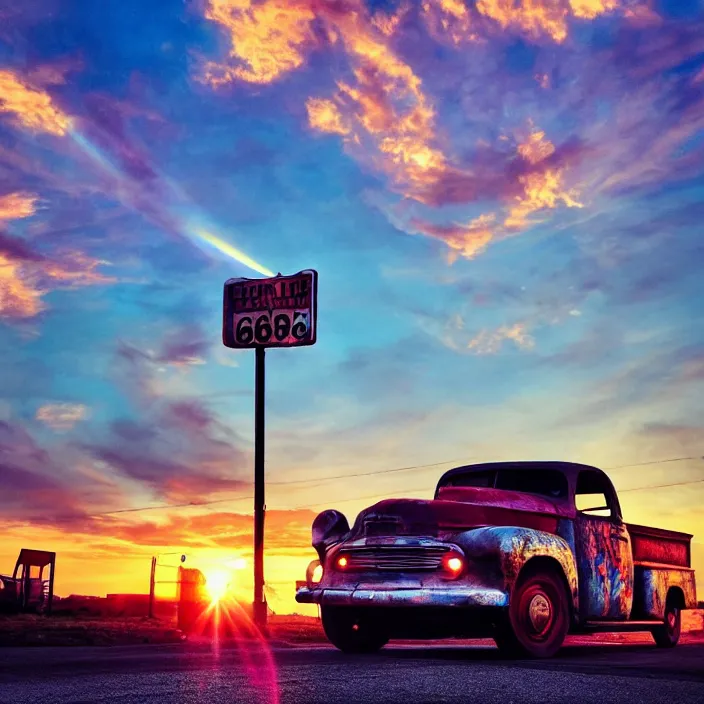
top-left (582, 620), bottom-right (660, 633)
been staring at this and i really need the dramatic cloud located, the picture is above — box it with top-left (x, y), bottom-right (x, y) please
top-left (0, 254), bottom-right (45, 318)
top-left (422, 0), bottom-right (476, 45)
top-left (84, 338), bottom-right (249, 503)
top-left (0, 69), bottom-right (71, 135)
top-left (305, 98), bottom-right (351, 136)
top-left (408, 213), bottom-right (496, 262)
top-left (103, 509), bottom-right (316, 553)
top-left (0, 246), bottom-right (114, 320)
top-left (472, 0), bottom-right (621, 43)
top-left (199, 0), bottom-right (620, 261)
top-left (0, 192), bottom-right (38, 221)
top-left (202, 0), bottom-right (317, 86)
top-left (0, 420), bottom-right (104, 525)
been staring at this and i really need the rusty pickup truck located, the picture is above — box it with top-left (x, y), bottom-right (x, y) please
top-left (296, 461), bottom-right (697, 658)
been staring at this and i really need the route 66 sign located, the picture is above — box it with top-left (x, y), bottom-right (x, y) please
top-left (222, 270), bottom-right (318, 349)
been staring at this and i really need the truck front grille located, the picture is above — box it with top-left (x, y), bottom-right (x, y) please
top-left (339, 545), bottom-right (450, 571)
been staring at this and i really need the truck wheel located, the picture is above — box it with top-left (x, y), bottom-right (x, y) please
top-left (321, 606), bottom-right (389, 654)
top-left (651, 599), bottom-right (681, 648)
top-left (494, 566), bottom-right (569, 659)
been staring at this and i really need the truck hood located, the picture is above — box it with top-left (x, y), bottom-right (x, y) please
top-left (350, 487), bottom-right (572, 538)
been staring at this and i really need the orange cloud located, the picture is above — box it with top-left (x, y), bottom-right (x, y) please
top-left (0, 254), bottom-right (45, 318)
top-left (395, 124), bottom-right (582, 261)
top-left (372, 3), bottom-right (409, 36)
top-left (36, 403), bottom-right (88, 430)
top-left (0, 192), bottom-right (38, 220)
top-left (0, 69), bottom-right (71, 136)
top-left (410, 213), bottom-right (496, 262)
top-left (476, 0), bottom-right (571, 43)
top-left (505, 127), bottom-right (582, 229)
top-left (0, 250), bottom-right (114, 320)
top-left (510, 168), bottom-right (582, 227)
top-left (505, 168), bottom-right (583, 229)
top-left (305, 98), bottom-right (351, 136)
top-left (569, 0), bottom-right (619, 20)
top-left (202, 1), bottom-right (446, 193)
top-left (475, 0), bottom-right (621, 43)
top-left (421, 0), bottom-right (477, 45)
top-left (43, 250), bottom-right (115, 288)
top-left (517, 128), bottom-right (556, 165)
top-left (198, 4), bottom-right (606, 262)
top-left (311, 6), bottom-right (448, 194)
top-left (202, 0), bottom-right (316, 86)
top-left (468, 322), bottom-right (535, 354)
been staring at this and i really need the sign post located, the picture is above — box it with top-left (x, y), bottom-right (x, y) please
top-left (223, 270), bottom-right (318, 630)
top-left (253, 345), bottom-right (265, 627)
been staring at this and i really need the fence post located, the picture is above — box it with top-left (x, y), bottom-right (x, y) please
top-left (148, 556), bottom-right (156, 619)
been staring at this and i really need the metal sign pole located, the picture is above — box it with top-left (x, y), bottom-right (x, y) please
top-left (253, 345), bottom-right (267, 629)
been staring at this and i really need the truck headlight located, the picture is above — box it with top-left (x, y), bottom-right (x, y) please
top-left (441, 550), bottom-right (465, 579)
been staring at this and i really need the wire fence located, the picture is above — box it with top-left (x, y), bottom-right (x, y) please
top-left (149, 553), bottom-right (187, 621)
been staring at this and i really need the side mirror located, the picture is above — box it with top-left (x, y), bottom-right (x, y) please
top-left (312, 509), bottom-right (349, 561)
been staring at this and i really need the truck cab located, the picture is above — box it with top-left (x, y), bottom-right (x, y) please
top-left (296, 461), bottom-right (697, 658)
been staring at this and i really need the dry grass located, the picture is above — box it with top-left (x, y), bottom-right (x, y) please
top-left (0, 614), bottom-right (185, 647)
top-left (268, 614), bottom-right (324, 643)
top-left (1, 610), bottom-right (700, 648)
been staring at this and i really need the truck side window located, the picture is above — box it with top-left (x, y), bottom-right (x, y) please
top-left (575, 470), bottom-right (618, 519)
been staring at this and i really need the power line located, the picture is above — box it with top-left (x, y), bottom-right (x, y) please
top-left (606, 456), bottom-right (703, 470)
top-left (619, 478), bottom-right (704, 493)
top-left (268, 458), bottom-right (464, 486)
top-left (297, 477), bottom-right (704, 511)
top-left (92, 454), bottom-right (703, 518)
top-left (300, 486), bottom-right (431, 511)
top-left (96, 459), bottom-right (464, 516)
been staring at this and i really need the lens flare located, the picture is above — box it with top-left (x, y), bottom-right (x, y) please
top-left (67, 127), bottom-right (275, 277)
top-left (195, 229), bottom-right (274, 276)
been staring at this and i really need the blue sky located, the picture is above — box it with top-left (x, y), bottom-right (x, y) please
top-left (0, 0), bottom-right (703, 611)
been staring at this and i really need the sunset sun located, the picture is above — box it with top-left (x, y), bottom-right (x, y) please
top-left (204, 569), bottom-right (230, 604)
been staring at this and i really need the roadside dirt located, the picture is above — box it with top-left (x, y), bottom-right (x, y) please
top-left (1, 611), bottom-right (701, 647)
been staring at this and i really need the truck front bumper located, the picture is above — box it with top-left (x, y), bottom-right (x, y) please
top-left (295, 585), bottom-right (508, 608)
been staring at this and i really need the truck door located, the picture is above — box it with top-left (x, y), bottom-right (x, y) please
top-left (574, 469), bottom-right (634, 620)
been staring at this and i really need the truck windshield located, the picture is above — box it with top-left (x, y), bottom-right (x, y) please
top-left (441, 468), bottom-right (568, 499)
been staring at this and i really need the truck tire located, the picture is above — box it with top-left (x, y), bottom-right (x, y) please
top-left (651, 598), bottom-right (681, 648)
top-left (321, 606), bottom-right (389, 654)
top-left (494, 565), bottom-right (570, 659)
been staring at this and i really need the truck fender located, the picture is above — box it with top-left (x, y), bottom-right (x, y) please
top-left (455, 526), bottom-right (580, 615)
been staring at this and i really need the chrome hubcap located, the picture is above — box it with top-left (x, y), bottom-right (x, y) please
top-left (528, 594), bottom-right (552, 634)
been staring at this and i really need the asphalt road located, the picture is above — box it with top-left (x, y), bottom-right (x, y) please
top-left (1, 637), bottom-right (703, 704)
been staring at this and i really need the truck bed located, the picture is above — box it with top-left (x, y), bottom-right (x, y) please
top-left (627, 523), bottom-right (693, 568)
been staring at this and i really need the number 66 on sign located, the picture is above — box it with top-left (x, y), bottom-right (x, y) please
top-left (222, 270), bottom-right (318, 349)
